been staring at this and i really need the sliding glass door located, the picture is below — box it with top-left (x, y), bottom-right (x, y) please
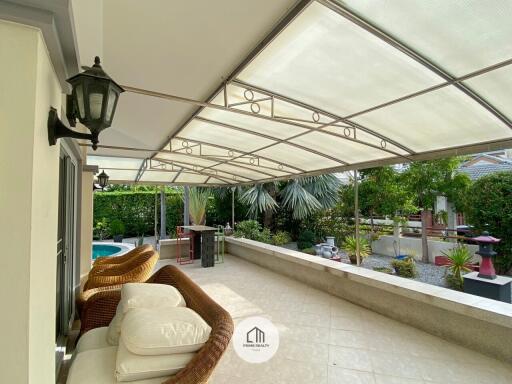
top-left (55, 146), bottom-right (77, 372)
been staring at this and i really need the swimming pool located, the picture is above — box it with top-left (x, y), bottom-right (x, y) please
top-left (92, 244), bottom-right (123, 260)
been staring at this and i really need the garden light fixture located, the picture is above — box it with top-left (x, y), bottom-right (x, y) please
top-left (48, 56), bottom-right (124, 150)
top-left (96, 170), bottom-right (110, 190)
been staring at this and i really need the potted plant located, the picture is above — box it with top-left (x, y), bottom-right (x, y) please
top-left (110, 219), bottom-right (125, 243)
top-left (442, 245), bottom-right (473, 290)
top-left (343, 236), bottom-right (371, 264)
top-left (391, 256), bottom-right (417, 278)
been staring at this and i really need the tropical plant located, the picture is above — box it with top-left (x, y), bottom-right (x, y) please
top-left (465, 172), bottom-right (512, 273)
top-left (272, 231), bottom-right (292, 246)
top-left (343, 236), bottom-right (371, 264)
top-left (109, 219), bottom-right (125, 236)
top-left (391, 257), bottom-right (417, 278)
top-left (297, 229), bottom-right (316, 250)
top-left (373, 266), bottom-right (393, 274)
top-left (188, 187), bottom-right (210, 225)
top-left (442, 245), bottom-right (473, 290)
top-left (239, 174), bottom-right (341, 225)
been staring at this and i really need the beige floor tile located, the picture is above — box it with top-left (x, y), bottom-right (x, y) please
top-left (329, 345), bottom-right (373, 372)
top-left (328, 366), bottom-right (375, 384)
top-left (162, 256), bottom-right (511, 384)
top-left (330, 329), bottom-right (369, 349)
top-left (374, 374), bottom-right (424, 384)
top-left (280, 340), bottom-right (329, 363)
top-left (369, 351), bottom-right (423, 380)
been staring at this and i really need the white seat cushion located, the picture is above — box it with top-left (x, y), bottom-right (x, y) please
top-left (67, 346), bottom-right (168, 384)
top-left (107, 283), bottom-right (186, 345)
top-left (76, 327), bottom-right (110, 354)
top-left (121, 307), bottom-right (211, 355)
top-left (116, 339), bottom-right (194, 382)
top-left (122, 283), bottom-right (186, 309)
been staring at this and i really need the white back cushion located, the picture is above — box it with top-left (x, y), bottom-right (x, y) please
top-left (121, 307), bottom-right (211, 355)
top-left (106, 283), bottom-right (186, 346)
top-left (116, 339), bottom-right (194, 382)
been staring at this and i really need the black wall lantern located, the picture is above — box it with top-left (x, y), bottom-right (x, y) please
top-left (94, 170), bottom-right (110, 191)
top-left (48, 56), bottom-right (124, 150)
top-left (97, 170), bottom-right (110, 189)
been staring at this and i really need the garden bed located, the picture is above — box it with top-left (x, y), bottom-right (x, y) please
top-left (361, 253), bottom-right (450, 287)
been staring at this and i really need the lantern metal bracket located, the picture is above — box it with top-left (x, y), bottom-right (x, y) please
top-left (48, 107), bottom-right (99, 149)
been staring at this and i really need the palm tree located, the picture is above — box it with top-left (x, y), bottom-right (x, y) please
top-left (238, 174), bottom-right (341, 226)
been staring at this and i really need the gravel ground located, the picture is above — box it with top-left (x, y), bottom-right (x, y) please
top-left (283, 242), bottom-right (450, 288)
top-left (361, 254), bottom-right (449, 287)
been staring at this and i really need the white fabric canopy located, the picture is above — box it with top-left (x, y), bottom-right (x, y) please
top-left (88, 0), bottom-right (512, 186)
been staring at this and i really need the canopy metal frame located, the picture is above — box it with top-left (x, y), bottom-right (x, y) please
top-left (89, 0), bottom-right (512, 186)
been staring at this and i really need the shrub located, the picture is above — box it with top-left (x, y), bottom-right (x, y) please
top-left (234, 220), bottom-right (272, 244)
top-left (297, 230), bottom-right (316, 250)
top-left (343, 236), bottom-right (371, 264)
top-left (234, 220), bottom-right (262, 240)
top-left (258, 228), bottom-right (272, 244)
top-left (301, 247), bottom-right (317, 255)
top-left (442, 245), bottom-right (473, 290)
top-left (110, 219), bottom-right (125, 236)
top-left (93, 217), bottom-right (110, 240)
top-left (391, 257), bottom-right (417, 278)
top-left (466, 172), bottom-right (512, 273)
top-left (272, 231), bottom-right (292, 246)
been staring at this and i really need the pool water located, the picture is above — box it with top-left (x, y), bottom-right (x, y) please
top-left (92, 244), bottom-right (123, 260)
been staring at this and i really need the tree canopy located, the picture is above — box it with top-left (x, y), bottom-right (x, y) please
top-left (466, 171), bottom-right (512, 273)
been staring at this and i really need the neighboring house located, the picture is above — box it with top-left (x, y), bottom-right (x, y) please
top-left (458, 153), bottom-right (512, 180)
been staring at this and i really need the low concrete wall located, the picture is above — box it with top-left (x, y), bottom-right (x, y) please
top-left (371, 235), bottom-right (480, 263)
top-left (158, 239), bottom-right (189, 259)
top-left (225, 237), bottom-right (512, 364)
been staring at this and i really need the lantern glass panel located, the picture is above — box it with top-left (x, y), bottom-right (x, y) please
top-left (89, 91), bottom-right (104, 120)
top-left (106, 88), bottom-right (118, 122)
top-left (75, 83), bottom-right (85, 118)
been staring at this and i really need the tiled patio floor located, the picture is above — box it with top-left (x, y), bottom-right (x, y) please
top-left (157, 256), bottom-right (512, 384)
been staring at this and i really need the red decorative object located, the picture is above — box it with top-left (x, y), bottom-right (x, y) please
top-left (434, 256), bottom-right (450, 266)
top-left (474, 232), bottom-right (500, 280)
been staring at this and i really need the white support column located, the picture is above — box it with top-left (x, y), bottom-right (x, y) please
top-left (184, 186), bottom-right (190, 226)
top-left (354, 170), bottom-right (361, 266)
top-left (232, 188), bottom-right (235, 228)
top-left (80, 165), bottom-right (96, 280)
top-left (160, 186), bottom-right (167, 239)
top-left (0, 22), bottom-right (63, 384)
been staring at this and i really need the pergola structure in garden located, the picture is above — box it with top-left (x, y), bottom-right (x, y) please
top-left (86, 0), bottom-right (512, 186)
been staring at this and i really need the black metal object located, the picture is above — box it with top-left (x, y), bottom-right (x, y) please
top-left (201, 231), bottom-right (216, 268)
top-left (463, 274), bottom-right (512, 303)
top-left (97, 170), bottom-right (109, 189)
top-left (189, 229), bottom-right (216, 268)
top-left (48, 56), bottom-right (124, 150)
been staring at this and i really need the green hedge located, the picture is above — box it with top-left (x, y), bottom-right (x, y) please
top-left (93, 191), bottom-right (183, 238)
top-left (93, 190), bottom-right (249, 239)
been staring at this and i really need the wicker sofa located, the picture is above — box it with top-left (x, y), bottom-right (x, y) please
top-left (78, 265), bottom-right (234, 384)
top-left (93, 244), bottom-right (153, 267)
top-left (77, 246), bottom-right (159, 316)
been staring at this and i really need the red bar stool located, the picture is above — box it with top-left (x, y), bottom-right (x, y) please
top-left (176, 226), bottom-right (194, 265)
